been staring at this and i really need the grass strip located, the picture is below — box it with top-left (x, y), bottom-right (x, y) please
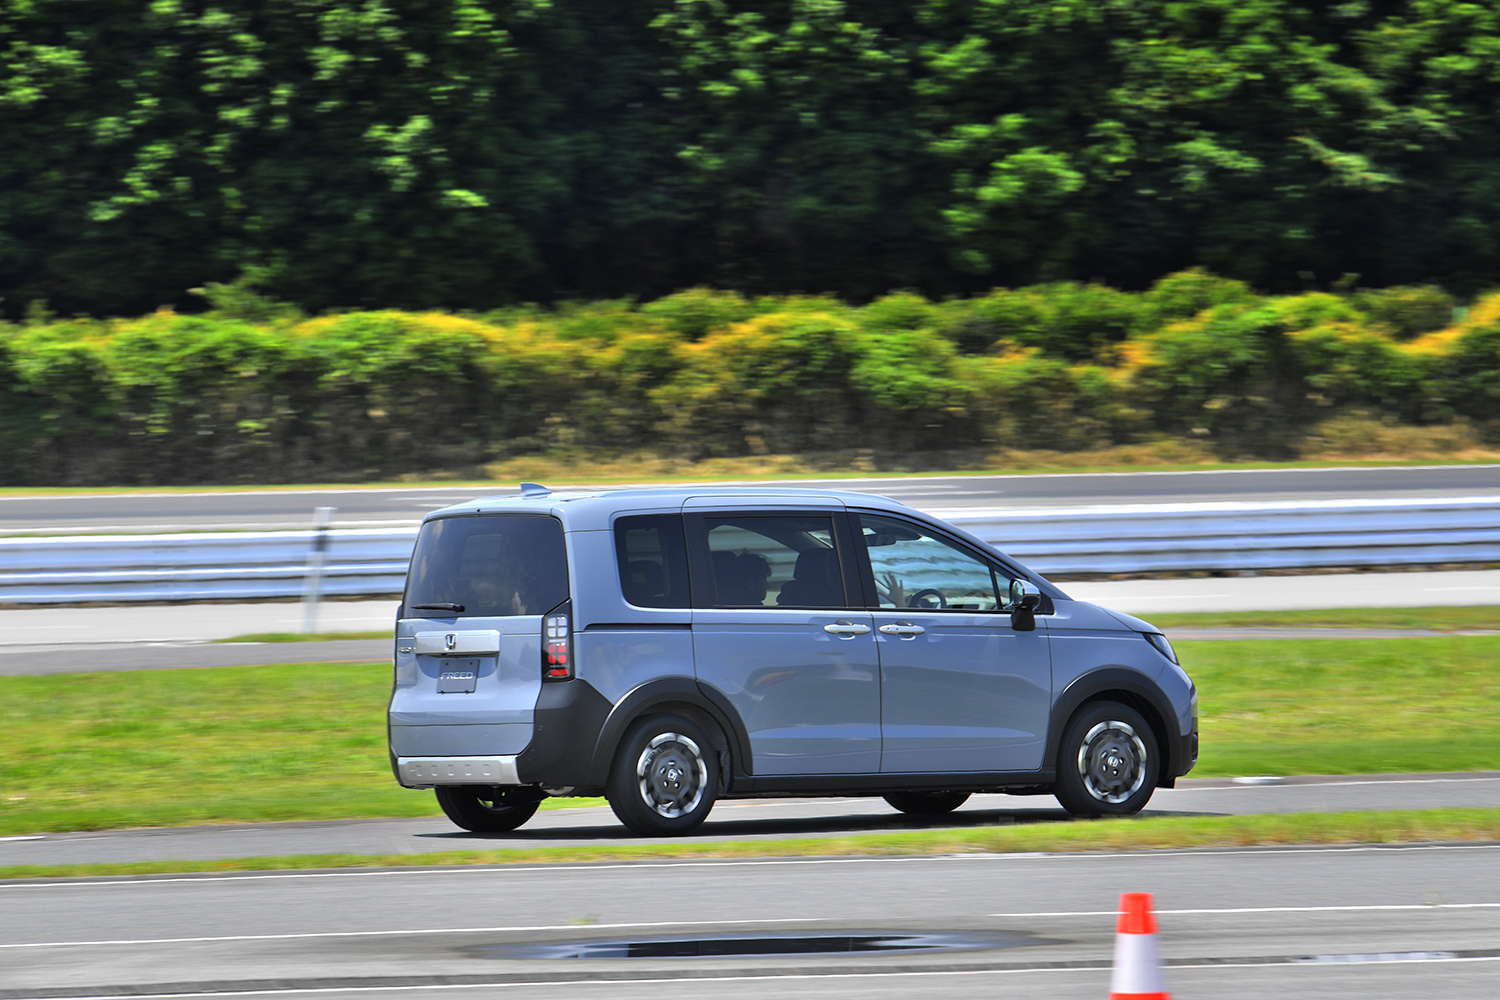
top-left (1179, 636), bottom-right (1500, 776)
top-left (1150, 606), bottom-right (1500, 631)
top-left (3, 808), bottom-right (1497, 882)
top-left (2, 637), bottom-right (1496, 836)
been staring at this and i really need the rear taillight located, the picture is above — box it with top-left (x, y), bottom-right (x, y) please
top-left (543, 606), bottom-right (571, 680)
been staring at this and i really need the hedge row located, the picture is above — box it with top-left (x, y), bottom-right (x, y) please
top-left (1, 272), bottom-right (1496, 485)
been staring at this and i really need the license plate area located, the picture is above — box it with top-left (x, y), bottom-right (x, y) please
top-left (435, 658), bottom-right (481, 694)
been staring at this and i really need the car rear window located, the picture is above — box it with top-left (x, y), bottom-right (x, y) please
top-left (404, 515), bottom-right (568, 617)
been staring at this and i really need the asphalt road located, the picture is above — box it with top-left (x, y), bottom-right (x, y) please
top-left (4, 773), bottom-right (1497, 868)
top-left (3, 843), bottom-right (1497, 998)
top-left (4, 464), bottom-right (1499, 533)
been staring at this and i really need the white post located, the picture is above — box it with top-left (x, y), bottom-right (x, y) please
top-left (301, 506), bottom-right (337, 634)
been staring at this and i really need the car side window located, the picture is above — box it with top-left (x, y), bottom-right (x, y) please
top-left (701, 515), bottom-right (846, 608)
top-left (857, 513), bottom-right (1008, 612)
top-left (614, 514), bottom-right (691, 609)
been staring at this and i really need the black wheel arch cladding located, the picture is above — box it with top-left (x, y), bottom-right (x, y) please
top-left (1048, 668), bottom-right (1184, 782)
top-left (517, 674), bottom-right (753, 791)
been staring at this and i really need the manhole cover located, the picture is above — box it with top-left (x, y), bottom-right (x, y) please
top-left (478, 931), bottom-right (1046, 960)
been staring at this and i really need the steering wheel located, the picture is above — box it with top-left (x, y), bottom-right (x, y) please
top-left (907, 588), bottom-right (947, 610)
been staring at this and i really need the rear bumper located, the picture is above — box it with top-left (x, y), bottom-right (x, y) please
top-left (396, 756), bottom-right (521, 788)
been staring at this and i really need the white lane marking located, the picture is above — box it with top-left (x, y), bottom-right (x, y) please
top-left (1301, 951), bottom-right (1455, 963)
top-left (740, 464), bottom-right (1500, 485)
top-left (928, 495), bottom-right (1500, 518)
top-left (1085, 593), bottom-right (1235, 600)
top-left (5, 842), bottom-right (1499, 890)
top-left (0, 487), bottom-right (509, 502)
top-left (10, 902), bottom-right (1499, 951)
top-left (0, 835), bottom-right (45, 842)
top-left (0, 917), bottom-right (826, 950)
top-left (1188, 776), bottom-right (1500, 790)
top-left (989, 903), bottom-right (1500, 918)
top-left (10, 955), bottom-right (1500, 1000)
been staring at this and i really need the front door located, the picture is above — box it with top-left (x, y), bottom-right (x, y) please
top-left (688, 512), bottom-right (880, 775)
top-left (856, 512), bottom-right (1052, 773)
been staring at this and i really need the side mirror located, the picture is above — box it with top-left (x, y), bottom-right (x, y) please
top-left (1007, 579), bottom-right (1041, 632)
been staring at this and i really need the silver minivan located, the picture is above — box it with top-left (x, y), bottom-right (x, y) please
top-left (388, 485), bottom-right (1197, 836)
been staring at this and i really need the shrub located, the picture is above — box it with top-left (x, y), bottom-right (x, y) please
top-left (0, 276), bottom-right (1491, 484)
top-left (1140, 268), bottom-right (1260, 328)
top-left (1431, 293), bottom-right (1500, 436)
top-left (654, 311), bottom-right (866, 456)
top-left (1352, 285), bottom-right (1456, 340)
top-left (640, 288), bottom-right (760, 340)
top-left (964, 282), bottom-right (1144, 361)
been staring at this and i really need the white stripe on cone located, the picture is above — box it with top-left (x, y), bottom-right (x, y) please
top-left (1110, 931), bottom-right (1169, 997)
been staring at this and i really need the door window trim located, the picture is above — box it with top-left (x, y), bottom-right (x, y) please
top-left (849, 509), bottom-right (1045, 615)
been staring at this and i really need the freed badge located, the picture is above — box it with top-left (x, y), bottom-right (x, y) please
top-left (436, 659), bottom-right (479, 693)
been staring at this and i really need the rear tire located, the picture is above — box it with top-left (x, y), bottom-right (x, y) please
top-left (1053, 701), bottom-right (1159, 818)
top-left (883, 791), bottom-right (971, 815)
top-left (435, 785), bottom-right (542, 832)
top-left (607, 715), bottom-right (719, 836)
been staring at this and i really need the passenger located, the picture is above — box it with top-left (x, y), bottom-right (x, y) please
top-left (734, 551), bottom-right (771, 606)
top-left (711, 550), bottom-right (771, 605)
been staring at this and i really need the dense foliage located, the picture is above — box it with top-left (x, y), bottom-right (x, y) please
top-left (2, 272), bottom-right (1495, 485)
top-left (5, 1), bottom-right (1500, 316)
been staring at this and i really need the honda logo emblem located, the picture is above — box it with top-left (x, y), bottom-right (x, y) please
top-left (444, 633), bottom-right (457, 651)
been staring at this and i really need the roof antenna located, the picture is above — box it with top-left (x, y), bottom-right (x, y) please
top-left (519, 482), bottom-right (552, 498)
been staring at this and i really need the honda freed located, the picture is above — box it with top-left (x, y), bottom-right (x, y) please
top-left (388, 484), bottom-right (1197, 836)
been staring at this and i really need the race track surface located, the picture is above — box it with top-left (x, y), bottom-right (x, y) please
top-left (4, 464), bottom-right (1498, 533)
top-left (3, 842), bottom-right (1497, 999)
top-left (3, 773), bottom-right (1497, 867)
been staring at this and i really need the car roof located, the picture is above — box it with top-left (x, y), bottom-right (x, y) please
top-left (415, 484), bottom-right (1067, 600)
top-left (421, 485), bottom-right (911, 527)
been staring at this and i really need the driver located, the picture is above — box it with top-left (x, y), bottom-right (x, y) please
top-left (876, 571), bottom-right (907, 608)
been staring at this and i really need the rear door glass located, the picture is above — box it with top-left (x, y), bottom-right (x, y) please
top-left (615, 514), bottom-right (691, 609)
top-left (701, 515), bottom-right (846, 608)
top-left (404, 515), bottom-right (568, 617)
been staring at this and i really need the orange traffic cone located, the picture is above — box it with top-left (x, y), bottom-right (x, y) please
top-left (1108, 892), bottom-right (1170, 1000)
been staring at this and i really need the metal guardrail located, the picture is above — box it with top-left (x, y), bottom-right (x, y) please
top-left (2, 496), bottom-right (1498, 604)
top-left (0, 528), bottom-right (416, 604)
top-left (943, 495), bottom-right (1500, 576)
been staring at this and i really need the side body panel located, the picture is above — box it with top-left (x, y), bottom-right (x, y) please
top-left (566, 526), bottom-right (692, 631)
top-left (875, 611), bottom-right (1051, 772)
top-left (693, 608), bottom-right (881, 775)
top-left (1044, 598), bottom-right (1193, 779)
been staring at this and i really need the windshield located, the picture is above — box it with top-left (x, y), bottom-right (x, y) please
top-left (404, 515), bottom-right (568, 617)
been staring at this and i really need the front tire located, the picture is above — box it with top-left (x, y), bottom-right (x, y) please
top-left (435, 785), bottom-right (542, 832)
top-left (607, 715), bottom-right (719, 836)
top-left (884, 791), bottom-right (971, 815)
top-left (1053, 701), bottom-right (1159, 818)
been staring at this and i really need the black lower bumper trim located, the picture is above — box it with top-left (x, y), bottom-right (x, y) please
top-left (514, 678), bottom-right (613, 792)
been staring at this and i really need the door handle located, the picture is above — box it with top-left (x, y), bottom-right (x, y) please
top-left (878, 624), bottom-right (926, 638)
top-left (823, 622), bottom-right (872, 638)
